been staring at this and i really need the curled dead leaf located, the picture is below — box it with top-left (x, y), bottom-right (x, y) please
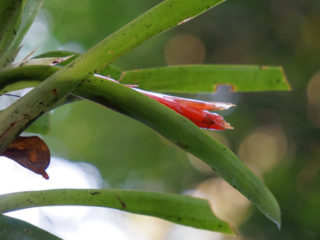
top-left (1, 136), bottom-right (50, 179)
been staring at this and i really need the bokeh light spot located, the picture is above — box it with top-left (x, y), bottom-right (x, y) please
top-left (238, 126), bottom-right (287, 174)
top-left (164, 34), bottom-right (206, 65)
top-left (195, 178), bottom-right (250, 227)
top-left (307, 71), bottom-right (320, 127)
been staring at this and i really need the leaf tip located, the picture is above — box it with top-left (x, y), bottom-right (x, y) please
top-left (276, 220), bottom-right (281, 230)
top-left (262, 200), bottom-right (281, 230)
top-left (41, 170), bottom-right (49, 180)
top-left (273, 211), bottom-right (281, 230)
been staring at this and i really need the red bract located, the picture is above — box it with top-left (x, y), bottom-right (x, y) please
top-left (134, 89), bottom-right (234, 131)
top-left (97, 75), bottom-right (234, 131)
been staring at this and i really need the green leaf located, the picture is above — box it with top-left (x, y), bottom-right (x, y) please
top-left (74, 75), bottom-right (282, 228)
top-left (34, 51), bottom-right (122, 79)
top-left (0, 46), bottom-right (21, 70)
top-left (0, 64), bottom-right (281, 227)
top-left (120, 65), bottom-right (291, 93)
top-left (0, 189), bottom-right (234, 234)
top-left (0, 65), bottom-right (56, 95)
top-left (0, 80), bottom-right (40, 95)
top-left (25, 112), bottom-right (51, 135)
top-left (6, 0), bottom-right (43, 52)
top-left (98, 64), bottom-right (123, 80)
top-left (5, 56), bottom-right (73, 70)
top-left (0, 0), bottom-right (24, 54)
top-left (0, 214), bottom-right (61, 240)
top-left (0, 0), bottom-right (225, 153)
top-left (0, 0), bottom-right (41, 68)
top-left (35, 50), bottom-right (80, 66)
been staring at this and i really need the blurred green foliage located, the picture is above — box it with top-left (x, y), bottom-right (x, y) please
top-left (0, 214), bottom-right (60, 240)
top-left (41, 0), bottom-right (320, 239)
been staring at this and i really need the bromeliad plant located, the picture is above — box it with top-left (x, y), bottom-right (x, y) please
top-left (0, 0), bottom-right (290, 238)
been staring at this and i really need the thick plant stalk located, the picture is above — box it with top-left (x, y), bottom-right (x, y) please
top-left (0, 0), bottom-right (224, 153)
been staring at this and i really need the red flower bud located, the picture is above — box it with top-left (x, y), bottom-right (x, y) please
top-left (134, 89), bottom-right (234, 131)
top-left (97, 75), bottom-right (234, 131)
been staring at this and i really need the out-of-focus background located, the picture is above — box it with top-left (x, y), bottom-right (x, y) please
top-left (1, 0), bottom-right (319, 239)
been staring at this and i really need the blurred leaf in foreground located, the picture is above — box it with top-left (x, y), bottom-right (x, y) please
top-left (0, 214), bottom-right (61, 240)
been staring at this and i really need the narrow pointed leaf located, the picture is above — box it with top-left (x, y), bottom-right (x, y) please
top-left (0, 214), bottom-right (61, 240)
top-left (35, 51), bottom-right (123, 79)
top-left (0, 46), bottom-right (21, 70)
top-left (0, 65), bottom-right (281, 226)
top-left (120, 65), bottom-right (291, 93)
top-left (6, 0), bottom-right (43, 52)
top-left (34, 50), bottom-right (80, 66)
top-left (0, 189), bottom-right (234, 234)
top-left (0, 0), bottom-right (24, 54)
top-left (75, 76), bottom-right (282, 228)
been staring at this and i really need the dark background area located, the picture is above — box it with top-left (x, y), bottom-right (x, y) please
top-left (39, 0), bottom-right (320, 239)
